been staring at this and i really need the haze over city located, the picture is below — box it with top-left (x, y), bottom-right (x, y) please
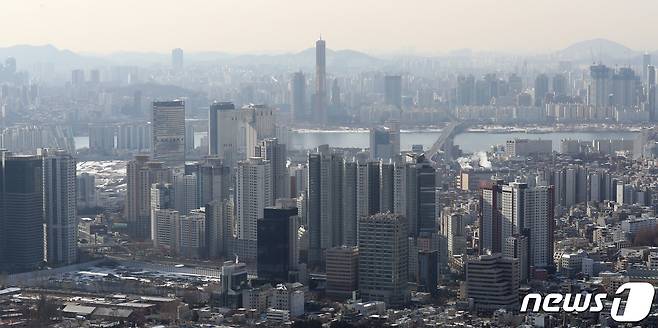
top-left (4, 1), bottom-right (658, 327)
top-left (2, 0), bottom-right (658, 54)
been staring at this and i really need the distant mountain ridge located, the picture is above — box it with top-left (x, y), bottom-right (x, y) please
top-left (554, 38), bottom-right (638, 61)
top-left (0, 39), bottom-right (650, 71)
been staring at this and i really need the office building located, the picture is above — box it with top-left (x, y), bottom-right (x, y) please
top-left (418, 250), bottom-right (438, 296)
top-left (505, 139), bottom-right (552, 157)
top-left (314, 38), bottom-right (327, 125)
top-left (589, 64), bottom-right (612, 108)
top-left (534, 74), bottom-right (549, 107)
top-left (358, 213), bottom-right (409, 306)
top-left (291, 71), bottom-right (306, 122)
top-left (171, 48), bottom-right (183, 71)
top-left (2, 155), bottom-right (44, 272)
top-left (401, 154), bottom-right (436, 237)
top-left (465, 253), bottom-right (519, 312)
top-left (40, 149), bottom-right (77, 266)
top-left (257, 205), bottom-right (299, 283)
top-left (384, 75), bottom-right (402, 109)
top-left (208, 101), bottom-right (236, 158)
top-left (152, 100), bottom-right (185, 166)
top-left (369, 123), bottom-right (400, 161)
top-left (326, 246), bottom-right (359, 300)
top-left (218, 260), bottom-right (248, 308)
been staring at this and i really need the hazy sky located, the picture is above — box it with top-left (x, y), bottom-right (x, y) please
top-left (1, 0), bottom-right (656, 54)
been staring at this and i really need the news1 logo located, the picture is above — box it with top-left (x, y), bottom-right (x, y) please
top-left (520, 282), bottom-right (655, 322)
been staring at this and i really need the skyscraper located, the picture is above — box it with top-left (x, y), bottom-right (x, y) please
top-left (2, 155), bottom-right (44, 272)
top-left (642, 52), bottom-right (651, 81)
top-left (534, 74), bottom-right (549, 107)
top-left (171, 48), bottom-right (184, 71)
top-left (314, 38), bottom-right (327, 125)
top-left (589, 64), bottom-right (612, 108)
top-left (255, 138), bottom-right (289, 201)
top-left (205, 198), bottom-right (233, 259)
top-left (257, 205), bottom-right (299, 283)
top-left (235, 157), bottom-right (273, 262)
top-left (208, 102), bottom-right (275, 168)
top-left (208, 101), bottom-right (236, 157)
top-left (291, 72), bottom-right (306, 122)
top-left (384, 75), bottom-right (402, 109)
top-left (403, 154), bottom-right (436, 237)
top-left (306, 145), bottom-right (343, 268)
top-left (126, 155), bottom-right (171, 240)
top-left (648, 65), bottom-right (657, 120)
top-left (479, 180), bottom-right (554, 269)
top-left (358, 213), bottom-right (409, 306)
top-left (197, 157), bottom-right (230, 206)
top-left (40, 149), bottom-right (77, 266)
top-left (152, 100), bottom-right (185, 167)
top-left (342, 160), bottom-right (358, 247)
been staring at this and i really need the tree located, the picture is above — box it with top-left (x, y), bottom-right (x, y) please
top-left (330, 320), bottom-right (355, 328)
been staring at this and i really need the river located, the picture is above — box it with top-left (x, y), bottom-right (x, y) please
top-left (75, 130), bottom-right (639, 154)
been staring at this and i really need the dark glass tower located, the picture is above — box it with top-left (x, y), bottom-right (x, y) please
top-left (257, 206), bottom-right (298, 283)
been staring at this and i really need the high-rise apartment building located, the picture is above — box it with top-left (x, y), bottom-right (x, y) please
top-left (479, 180), bottom-right (554, 269)
top-left (177, 209), bottom-right (206, 258)
top-left (235, 157), bottom-right (273, 262)
top-left (126, 155), bottom-right (171, 240)
top-left (89, 123), bottom-right (115, 155)
top-left (306, 145), bottom-right (343, 268)
top-left (152, 100), bottom-right (185, 167)
top-left (255, 138), bottom-right (289, 201)
top-left (40, 149), bottom-right (77, 266)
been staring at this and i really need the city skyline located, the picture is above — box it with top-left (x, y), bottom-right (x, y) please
top-left (2, 0), bottom-right (658, 55)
